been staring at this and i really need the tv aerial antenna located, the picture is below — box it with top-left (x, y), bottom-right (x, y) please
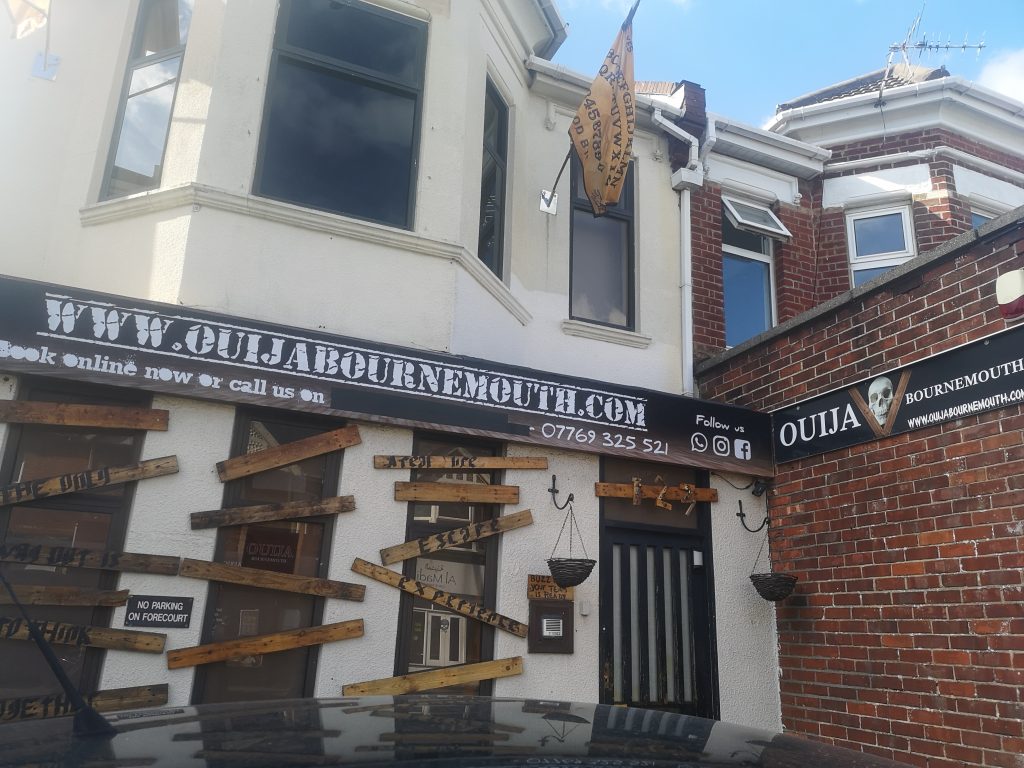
top-left (875, 3), bottom-right (985, 109)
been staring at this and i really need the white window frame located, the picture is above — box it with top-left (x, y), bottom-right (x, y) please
top-left (722, 195), bottom-right (792, 239)
top-left (845, 205), bottom-right (916, 284)
top-left (722, 213), bottom-right (777, 348)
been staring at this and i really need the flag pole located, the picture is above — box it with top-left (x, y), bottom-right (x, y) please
top-left (622, 0), bottom-right (640, 30)
top-left (543, 149), bottom-right (573, 207)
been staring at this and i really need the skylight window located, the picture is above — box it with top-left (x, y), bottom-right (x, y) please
top-left (722, 196), bottom-right (791, 239)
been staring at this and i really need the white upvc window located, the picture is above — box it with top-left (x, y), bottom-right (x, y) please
top-left (722, 195), bottom-right (792, 239)
top-left (722, 211), bottom-right (777, 348)
top-left (846, 206), bottom-right (916, 287)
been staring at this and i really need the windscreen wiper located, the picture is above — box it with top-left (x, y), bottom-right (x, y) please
top-left (0, 568), bottom-right (116, 738)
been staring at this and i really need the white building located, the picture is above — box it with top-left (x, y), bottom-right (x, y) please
top-left (0, 0), bottom-right (778, 728)
top-left (3, 1), bottom-right (1021, 742)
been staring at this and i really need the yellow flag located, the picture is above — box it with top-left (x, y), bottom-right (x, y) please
top-left (568, 1), bottom-right (638, 216)
top-left (6, 0), bottom-right (48, 39)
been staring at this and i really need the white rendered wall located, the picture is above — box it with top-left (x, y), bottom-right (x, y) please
top-left (822, 165), bottom-right (933, 208)
top-left (99, 395), bottom-right (232, 704)
top-left (709, 474), bottom-right (782, 731)
top-left (493, 446), bottom-right (601, 701)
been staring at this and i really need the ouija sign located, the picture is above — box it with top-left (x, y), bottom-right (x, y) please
top-left (773, 324), bottom-right (1024, 462)
top-left (0, 275), bottom-right (772, 475)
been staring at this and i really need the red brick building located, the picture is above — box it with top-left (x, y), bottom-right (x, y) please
top-left (691, 64), bottom-right (1024, 768)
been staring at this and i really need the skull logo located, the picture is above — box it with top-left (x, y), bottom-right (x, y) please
top-left (868, 376), bottom-right (894, 426)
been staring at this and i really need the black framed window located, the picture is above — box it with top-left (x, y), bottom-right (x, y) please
top-left (570, 157), bottom-right (635, 329)
top-left (192, 410), bottom-right (344, 704)
top-left (0, 380), bottom-right (149, 699)
top-left (254, 0), bottom-right (427, 229)
top-left (394, 434), bottom-right (500, 694)
top-left (478, 81), bottom-right (509, 277)
top-left (101, 0), bottom-right (195, 200)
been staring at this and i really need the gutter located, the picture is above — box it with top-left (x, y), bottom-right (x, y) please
top-left (769, 76), bottom-right (1024, 135)
top-left (532, 0), bottom-right (567, 60)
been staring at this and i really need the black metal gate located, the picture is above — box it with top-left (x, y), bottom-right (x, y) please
top-left (598, 525), bottom-right (716, 717)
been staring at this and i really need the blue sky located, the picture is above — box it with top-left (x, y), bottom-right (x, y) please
top-left (551, 0), bottom-right (1024, 127)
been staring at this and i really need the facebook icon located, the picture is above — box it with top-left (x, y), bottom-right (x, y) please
top-left (733, 439), bottom-right (751, 460)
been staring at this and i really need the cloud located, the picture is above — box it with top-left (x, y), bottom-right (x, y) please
top-left (978, 48), bottom-right (1024, 104)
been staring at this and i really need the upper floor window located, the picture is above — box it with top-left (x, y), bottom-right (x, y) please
top-left (971, 210), bottom-right (993, 229)
top-left (846, 206), bottom-right (916, 287)
top-left (722, 212), bottom-right (775, 347)
top-left (101, 0), bottom-right (194, 200)
top-left (570, 158), bottom-right (635, 329)
top-left (254, 0), bottom-right (427, 229)
top-left (478, 81), bottom-right (509, 277)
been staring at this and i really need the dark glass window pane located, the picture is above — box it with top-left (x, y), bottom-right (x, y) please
top-left (107, 57), bottom-right (181, 197)
top-left (478, 154), bottom-right (504, 273)
top-left (257, 57), bottom-right (416, 227)
top-left (399, 437), bottom-right (497, 693)
top-left (723, 214), bottom-right (768, 254)
top-left (853, 213), bottom-right (906, 257)
top-left (195, 415), bottom-right (341, 704)
top-left (853, 266), bottom-right (892, 287)
top-left (132, 0), bottom-right (193, 58)
top-left (284, 0), bottom-right (423, 85)
top-left (571, 214), bottom-right (630, 327)
top-left (723, 252), bottom-right (771, 347)
top-left (728, 199), bottom-right (778, 229)
top-left (0, 387), bottom-right (144, 699)
top-left (478, 84), bottom-right (508, 276)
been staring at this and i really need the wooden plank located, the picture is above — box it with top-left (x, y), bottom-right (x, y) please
top-left (351, 558), bottom-right (527, 637)
top-left (0, 401), bottom-right (169, 431)
top-left (593, 482), bottom-right (718, 503)
top-left (379, 509), bottom-right (533, 565)
top-left (0, 542), bottom-right (180, 575)
top-left (342, 656), bottom-right (523, 695)
top-left (0, 684), bottom-right (168, 722)
top-left (527, 575), bottom-right (574, 602)
top-left (394, 482), bottom-right (519, 504)
top-left (190, 495), bottom-right (356, 530)
top-left (0, 616), bottom-right (165, 652)
top-left (167, 619), bottom-right (364, 669)
top-left (217, 425), bottom-right (361, 482)
top-left (374, 455), bottom-right (547, 470)
top-left (0, 455), bottom-right (179, 507)
top-left (180, 558), bottom-right (364, 601)
top-left (0, 586), bottom-right (129, 607)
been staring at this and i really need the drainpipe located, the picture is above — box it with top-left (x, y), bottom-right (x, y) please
top-left (652, 108), bottom-right (704, 397)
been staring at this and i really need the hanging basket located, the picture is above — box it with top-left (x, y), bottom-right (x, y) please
top-left (547, 497), bottom-right (595, 588)
top-left (750, 572), bottom-right (798, 602)
top-left (547, 557), bottom-right (596, 588)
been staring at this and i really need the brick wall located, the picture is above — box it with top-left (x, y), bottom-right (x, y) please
top-left (697, 221), bottom-right (1024, 767)
top-left (691, 182), bottom-right (724, 361)
top-left (826, 128), bottom-right (1024, 174)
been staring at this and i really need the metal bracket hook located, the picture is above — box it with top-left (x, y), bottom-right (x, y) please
top-left (548, 474), bottom-right (575, 511)
top-left (737, 499), bottom-right (769, 533)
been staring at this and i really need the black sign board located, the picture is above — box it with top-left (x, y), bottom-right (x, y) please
top-left (0, 275), bottom-right (773, 475)
top-left (124, 595), bottom-right (193, 628)
top-left (774, 323), bottom-right (1024, 462)
top-left (241, 528), bottom-right (298, 574)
